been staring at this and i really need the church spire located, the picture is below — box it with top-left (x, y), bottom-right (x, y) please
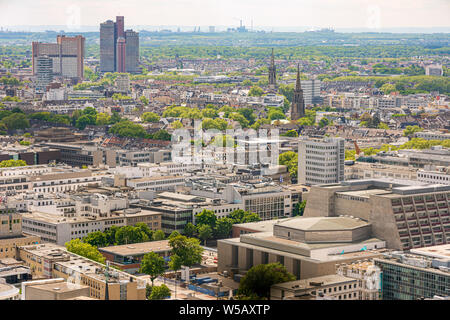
top-left (291, 63), bottom-right (305, 121)
top-left (268, 48), bottom-right (276, 89)
top-left (295, 63), bottom-right (301, 90)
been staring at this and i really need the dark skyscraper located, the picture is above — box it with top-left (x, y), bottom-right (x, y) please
top-left (100, 16), bottom-right (139, 73)
top-left (291, 64), bottom-right (305, 120)
top-left (268, 48), bottom-right (276, 89)
top-left (125, 30), bottom-right (139, 73)
top-left (100, 20), bottom-right (116, 72)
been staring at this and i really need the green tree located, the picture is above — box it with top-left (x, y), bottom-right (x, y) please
top-left (403, 125), bottom-right (423, 137)
top-left (228, 209), bottom-right (261, 224)
top-left (115, 226), bottom-right (149, 245)
top-left (380, 83), bottom-right (396, 95)
top-left (201, 108), bottom-right (219, 119)
top-left (169, 235), bottom-right (203, 267)
top-left (293, 200), bottom-right (306, 217)
top-left (229, 112), bottom-right (249, 128)
top-left (135, 222), bottom-right (154, 239)
top-left (268, 108), bottom-right (286, 121)
top-left (75, 114), bottom-right (96, 130)
top-left (237, 108), bottom-right (256, 125)
top-left (214, 217), bottom-right (233, 239)
top-left (142, 112), bottom-right (160, 123)
top-left (198, 224), bottom-right (213, 246)
top-left (153, 230), bottom-right (166, 241)
top-left (377, 122), bottom-right (389, 130)
top-left (278, 151), bottom-right (298, 179)
top-left (168, 231), bottom-right (181, 240)
top-left (195, 210), bottom-right (217, 228)
top-left (318, 117), bottom-right (330, 128)
top-left (183, 223), bottom-right (197, 237)
top-left (105, 225), bottom-right (120, 245)
top-left (1, 113), bottom-right (29, 131)
top-left (237, 263), bottom-right (295, 299)
top-left (171, 120), bottom-right (183, 129)
top-left (140, 96), bottom-right (149, 105)
top-left (65, 239), bottom-right (106, 264)
top-left (149, 284), bottom-right (171, 300)
top-left (149, 129), bottom-right (171, 141)
top-left (140, 252), bottom-right (166, 286)
top-left (281, 129), bottom-right (298, 137)
top-left (109, 120), bottom-right (149, 138)
top-left (0, 159), bottom-right (27, 167)
top-left (248, 86), bottom-right (264, 97)
top-left (83, 231), bottom-right (109, 248)
top-left (96, 113), bottom-right (111, 126)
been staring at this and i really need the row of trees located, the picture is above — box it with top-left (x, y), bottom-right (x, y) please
top-left (82, 223), bottom-right (166, 248)
top-left (184, 209), bottom-right (261, 245)
top-left (0, 159), bottom-right (27, 167)
top-left (345, 137), bottom-right (450, 160)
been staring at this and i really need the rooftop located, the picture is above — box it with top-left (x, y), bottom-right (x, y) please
top-left (98, 240), bottom-right (171, 257)
top-left (272, 274), bottom-right (356, 291)
top-left (275, 216), bottom-right (369, 231)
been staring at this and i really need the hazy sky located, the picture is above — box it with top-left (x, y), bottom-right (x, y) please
top-left (0, 0), bottom-right (449, 29)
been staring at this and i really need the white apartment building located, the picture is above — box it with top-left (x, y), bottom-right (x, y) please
top-left (0, 165), bottom-right (55, 177)
top-left (224, 184), bottom-right (293, 220)
top-left (298, 137), bottom-right (345, 185)
top-left (417, 168), bottom-right (450, 185)
top-left (30, 171), bottom-right (110, 193)
top-left (126, 175), bottom-right (185, 191)
top-left (415, 131), bottom-right (450, 141)
top-left (21, 212), bottom-right (127, 245)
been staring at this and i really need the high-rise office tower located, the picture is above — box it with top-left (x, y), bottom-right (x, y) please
top-left (291, 64), bottom-right (305, 120)
top-left (35, 56), bottom-right (53, 93)
top-left (100, 20), bottom-right (116, 72)
top-left (32, 35), bottom-right (84, 80)
top-left (125, 30), bottom-right (139, 73)
top-left (268, 48), bottom-right (276, 89)
top-left (116, 37), bottom-right (126, 73)
top-left (298, 137), bottom-right (345, 185)
top-left (100, 16), bottom-right (139, 73)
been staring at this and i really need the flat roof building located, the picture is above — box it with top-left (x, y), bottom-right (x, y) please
top-left (218, 216), bottom-right (386, 280)
top-left (304, 179), bottom-right (450, 250)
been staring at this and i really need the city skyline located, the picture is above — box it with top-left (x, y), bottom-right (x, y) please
top-left (0, 0), bottom-right (449, 31)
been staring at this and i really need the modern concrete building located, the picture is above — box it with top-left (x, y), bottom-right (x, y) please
top-left (344, 162), bottom-right (418, 181)
top-left (0, 281), bottom-right (20, 300)
top-left (374, 246), bottom-right (450, 300)
top-left (0, 204), bottom-right (41, 259)
top-left (270, 274), bottom-right (359, 300)
top-left (22, 278), bottom-right (90, 300)
top-left (35, 56), bottom-right (53, 93)
top-left (98, 240), bottom-right (171, 273)
top-left (18, 243), bottom-right (146, 300)
top-left (304, 179), bottom-right (450, 250)
top-left (223, 183), bottom-right (293, 220)
top-left (298, 137), bottom-right (345, 185)
top-left (217, 216), bottom-right (386, 280)
top-left (32, 35), bottom-right (85, 80)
